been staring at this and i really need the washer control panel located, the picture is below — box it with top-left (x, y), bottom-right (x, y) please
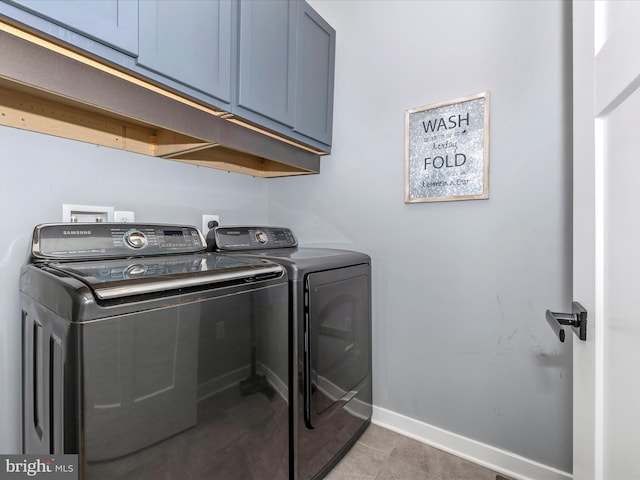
top-left (32, 223), bottom-right (206, 260)
top-left (214, 226), bottom-right (297, 251)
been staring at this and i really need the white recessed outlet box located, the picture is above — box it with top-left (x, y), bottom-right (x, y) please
top-left (114, 210), bottom-right (135, 223)
top-left (62, 204), bottom-right (114, 223)
top-left (202, 214), bottom-right (220, 234)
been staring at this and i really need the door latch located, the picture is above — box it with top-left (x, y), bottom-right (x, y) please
top-left (545, 302), bottom-right (587, 342)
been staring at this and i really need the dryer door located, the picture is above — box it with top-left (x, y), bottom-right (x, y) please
top-left (304, 263), bottom-right (371, 429)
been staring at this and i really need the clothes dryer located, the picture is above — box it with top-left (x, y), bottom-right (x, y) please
top-left (211, 226), bottom-right (372, 480)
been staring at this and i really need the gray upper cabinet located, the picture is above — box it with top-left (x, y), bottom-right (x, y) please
top-left (0, 0), bottom-right (335, 152)
top-left (237, 0), bottom-right (296, 127)
top-left (236, 0), bottom-right (335, 150)
top-left (3, 0), bottom-right (138, 55)
top-left (137, 0), bottom-right (233, 104)
top-left (294, 1), bottom-right (335, 147)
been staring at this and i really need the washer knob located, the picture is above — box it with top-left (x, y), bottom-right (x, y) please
top-left (255, 231), bottom-right (269, 244)
top-left (124, 230), bottom-right (147, 249)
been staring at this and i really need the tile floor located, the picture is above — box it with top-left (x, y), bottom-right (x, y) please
top-left (324, 424), bottom-right (501, 480)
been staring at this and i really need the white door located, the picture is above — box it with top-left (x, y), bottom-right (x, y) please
top-left (572, 1), bottom-right (640, 478)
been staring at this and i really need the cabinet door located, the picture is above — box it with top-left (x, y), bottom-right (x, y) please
top-left (137, 0), bottom-right (233, 104)
top-left (237, 0), bottom-right (296, 126)
top-left (6, 0), bottom-right (138, 55)
top-left (295, 1), bottom-right (335, 146)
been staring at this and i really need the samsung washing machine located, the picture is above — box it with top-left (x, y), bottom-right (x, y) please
top-left (20, 223), bottom-right (290, 479)
top-left (210, 226), bottom-right (372, 480)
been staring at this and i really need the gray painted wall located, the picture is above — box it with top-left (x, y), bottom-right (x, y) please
top-left (271, 0), bottom-right (573, 472)
top-left (0, 0), bottom-right (572, 474)
top-left (0, 127), bottom-right (269, 453)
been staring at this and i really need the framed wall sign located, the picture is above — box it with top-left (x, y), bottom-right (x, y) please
top-left (405, 91), bottom-right (490, 203)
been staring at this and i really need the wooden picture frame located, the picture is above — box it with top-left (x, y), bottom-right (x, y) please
top-left (405, 92), bottom-right (490, 203)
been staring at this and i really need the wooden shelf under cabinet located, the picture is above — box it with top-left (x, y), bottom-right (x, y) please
top-left (0, 21), bottom-right (321, 177)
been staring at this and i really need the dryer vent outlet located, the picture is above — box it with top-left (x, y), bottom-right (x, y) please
top-left (202, 215), bottom-right (220, 234)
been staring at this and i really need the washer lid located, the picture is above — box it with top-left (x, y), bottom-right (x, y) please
top-left (47, 253), bottom-right (283, 300)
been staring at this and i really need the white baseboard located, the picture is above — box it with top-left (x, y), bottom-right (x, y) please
top-left (372, 406), bottom-right (572, 480)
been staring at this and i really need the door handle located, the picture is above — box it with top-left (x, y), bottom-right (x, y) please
top-left (546, 301), bottom-right (587, 342)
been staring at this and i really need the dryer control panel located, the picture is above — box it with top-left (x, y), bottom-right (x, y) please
top-left (214, 226), bottom-right (297, 251)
